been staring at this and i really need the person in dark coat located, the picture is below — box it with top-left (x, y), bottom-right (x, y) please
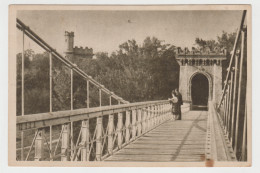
top-left (169, 90), bottom-right (178, 120)
top-left (175, 88), bottom-right (183, 120)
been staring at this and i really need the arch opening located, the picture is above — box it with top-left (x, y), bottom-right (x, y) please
top-left (191, 73), bottom-right (209, 110)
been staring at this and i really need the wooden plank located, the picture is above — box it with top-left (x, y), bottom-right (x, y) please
top-left (105, 111), bottom-right (207, 162)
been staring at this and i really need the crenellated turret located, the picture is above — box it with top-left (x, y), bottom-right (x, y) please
top-left (64, 31), bottom-right (94, 60)
top-left (64, 31), bottom-right (74, 54)
top-left (73, 46), bottom-right (93, 56)
top-left (176, 47), bottom-right (227, 66)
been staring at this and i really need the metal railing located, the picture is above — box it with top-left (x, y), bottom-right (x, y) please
top-left (16, 18), bottom-right (129, 161)
top-left (16, 100), bottom-right (172, 161)
top-left (217, 10), bottom-right (248, 161)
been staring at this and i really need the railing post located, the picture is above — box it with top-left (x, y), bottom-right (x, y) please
top-left (86, 80), bottom-right (89, 108)
top-left (132, 109), bottom-right (137, 140)
top-left (158, 104), bottom-right (162, 124)
top-left (117, 112), bottom-right (123, 149)
top-left (142, 108), bottom-right (147, 133)
top-left (163, 104), bottom-right (166, 121)
top-left (49, 52), bottom-right (53, 112)
top-left (241, 102), bottom-right (247, 161)
top-left (223, 94), bottom-right (227, 130)
top-left (20, 29), bottom-right (25, 161)
top-left (125, 110), bottom-right (130, 143)
top-left (147, 106), bottom-right (151, 130)
top-left (34, 129), bottom-right (45, 161)
top-left (99, 89), bottom-right (102, 107)
top-left (152, 106), bottom-right (155, 127)
top-left (227, 74), bottom-right (233, 138)
top-left (231, 53), bottom-right (239, 146)
top-left (164, 104), bottom-right (167, 121)
top-left (153, 105), bottom-right (156, 126)
top-left (223, 93), bottom-right (226, 125)
top-left (153, 105), bottom-right (156, 127)
top-left (234, 29), bottom-right (246, 154)
top-left (137, 109), bottom-right (142, 136)
top-left (151, 106), bottom-right (154, 128)
top-left (150, 106), bottom-right (154, 128)
top-left (61, 123), bottom-right (70, 161)
top-left (225, 85), bottom-right (230, 134)
top-left (49, 126), bottom-right (53, 160)
top-left (81, 120), bottom-right (89, 161)
top-left (96, 117), bottom-right (102, 161)
top-left (108, 114), bottom-right (114, 155)
top-left (70, 68), bottom-right (73, 110)
top-left (156, 105), bottom-right (160, 125)
top-left (167, 103), bottom-right (172, 120)
top-left (109, 96), bottom-right (112, 106)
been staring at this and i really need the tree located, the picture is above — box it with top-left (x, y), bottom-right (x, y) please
top-left (17, 36), bottom-right (181, 115)
top-left (195, 31), bottom-right (238, 87)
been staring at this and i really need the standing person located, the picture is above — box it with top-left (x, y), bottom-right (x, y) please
top-left (169, 90), bottom-right (178, 120)
top-left (175, 88), bottom-right (183, 120)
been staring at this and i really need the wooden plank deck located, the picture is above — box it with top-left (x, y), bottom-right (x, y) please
top-left (105, 110), bottom-right (208, 162)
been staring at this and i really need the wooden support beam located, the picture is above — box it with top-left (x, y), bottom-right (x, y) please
top-left (20, 30), bottom-right (25, 161)
top-left (96, 117), bottom-right (102, 161)
top-left (132, 109), bottom-right (137, 140)
top-left (34, 129), bottom-right (45, 161)
top-left (49, 52), bottom-right (53, 112)
top-left (109, 96), bottom-right (112, 106)
top-left (21, 131), bottom-right (24, 161)
top-left (99, 89), bottom-right (102, 107)
top-left (117, 112), bottom-right (123, 149)
top-left (70, 69), bottom-right (73, 110)
top-left (125, 110), bottom-right (130, 143)
top-left (87, 80), bottom-right (89, 108)
top-left (21, 30), bottom-right (25, 116)
top-left (70, 122), bottom-right (74, 160)
top-left (107, 114), bottom-right (114, 155)
top-left (49, 126), bottom-right (53, 160)
top-left (81, 120), bottom-right (89, 161)
top-left (61, 124), bottom-right (70, 161)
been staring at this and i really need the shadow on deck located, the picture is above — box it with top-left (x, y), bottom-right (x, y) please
top-left (105, 111), bottom-right (208, 162)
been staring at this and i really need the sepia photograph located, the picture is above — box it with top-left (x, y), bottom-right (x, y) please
top-left (8, 5), bottom-right (251, 167)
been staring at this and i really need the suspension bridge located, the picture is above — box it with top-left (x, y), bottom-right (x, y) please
top-left (15, 11), bottom-right (248, 163)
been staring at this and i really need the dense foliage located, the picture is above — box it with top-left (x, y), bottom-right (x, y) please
top-left (16, 32), bottom-right (237, 115)
top-left (17, 37), bottom-right (179, 115)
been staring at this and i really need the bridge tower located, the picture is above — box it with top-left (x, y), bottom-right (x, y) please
top-left (176, 48), bottom-right (226, 109)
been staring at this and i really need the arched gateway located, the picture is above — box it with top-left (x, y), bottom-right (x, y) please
top-left (176, 49), bottom-right (226, 110)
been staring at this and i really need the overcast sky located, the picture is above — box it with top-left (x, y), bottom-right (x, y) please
top-left (17, 10), bottom-right (242, 55)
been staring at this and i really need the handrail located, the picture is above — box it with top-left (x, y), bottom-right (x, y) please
top-left (16, 100), bottom-right (172, 161)
top-left (206, 101), bottom-right (236, 161)
top-left (17, 100), bottom-right (168, 130)
top-left (218, 10), bottom-right (247, 107)
top-left (216, 10), bottom-right (248, 161)
top-left (16, 18), bottom-right (130, 161)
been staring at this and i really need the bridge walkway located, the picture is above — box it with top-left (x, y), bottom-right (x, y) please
top-left (105, 110), bottom-right (207, 162)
